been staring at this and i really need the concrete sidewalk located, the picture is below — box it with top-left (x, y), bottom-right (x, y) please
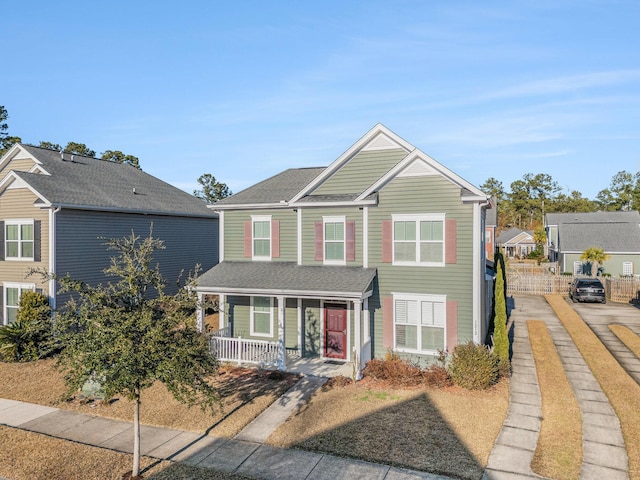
top-left (484, 295), bottom-right (629, 480)
top-left (0, 393), bottom-right (451, 480)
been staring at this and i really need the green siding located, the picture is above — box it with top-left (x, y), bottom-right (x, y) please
top-left (313, 148), bottom-right (407, 195)
top-left (285, 298), bottom-right (298, 349)
top-left (224, 209), bottom-right (297, 262)
top-left (564, 253), bottom-right (640, 276)
top-left (368, 175), bottom-right (475, 358)
top-left (301, 207), bottom-right (363, 265)
top-left (303, 299), bottom-right (321, 356)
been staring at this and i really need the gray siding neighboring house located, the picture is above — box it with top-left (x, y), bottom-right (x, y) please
top-left (0, 144), bottom-right (219, 324)
top-left (545, 211), bottom-right (640, 276)
top-left (196, 124), bottom-right (491, 371)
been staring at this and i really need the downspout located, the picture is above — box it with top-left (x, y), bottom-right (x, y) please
top-left (473, 198), bottom-right (491, 344)
top-left (48, 205), bottom-right (61, 311)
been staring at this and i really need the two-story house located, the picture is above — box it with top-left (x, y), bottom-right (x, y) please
top-left (195, 124), bottom-right (491, 373)
top-left (0, 143), bottom-right (219, 324)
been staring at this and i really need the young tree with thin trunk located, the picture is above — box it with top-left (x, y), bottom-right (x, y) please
top-left (48, 231), bottom-right (218, 478)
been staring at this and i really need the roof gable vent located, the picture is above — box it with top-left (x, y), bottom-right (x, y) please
top-left (397, 159), bottom-right (437, 178)
top-left (362, 132), bottom-right (403, 151)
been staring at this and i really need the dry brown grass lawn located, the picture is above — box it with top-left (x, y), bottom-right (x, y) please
top-left (528, 320), bottom-right (582, 480)
top-left (0, 426), bottom-right (250, 480)
top-left (546, 294), bottom-right (640, 480)
top-left (0, 359), bottom-right (298, 437)
top-left (610, 324), bottom-right (640, 356)
top-left (267, 378), bottom-right (509, 480)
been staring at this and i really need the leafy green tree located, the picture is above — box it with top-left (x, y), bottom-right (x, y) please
top-left (596, 171), bottom-right (640, 211)
top-left (194, 173), bottom-right (232, 203)
top-left (0, 291), bottom-right (52, 362)
top-left (101, 150), bottom-right (141, 169)
top-left (38, 141), bottom-right (95, 156)
top-left (37, 141), bottom-right (63, 151)
top-left (552, 190), bottom-right (597, 213)
top-left (492, 251), bottom-right (509, 374)
top-left (0, 105), bottom-right (22, 156)
top-left (581, 247), bottom-right (610, 277)
top-left (51, 232), bottom-right (219, 477)
top-left (480, 177), bottom-right (506, 202)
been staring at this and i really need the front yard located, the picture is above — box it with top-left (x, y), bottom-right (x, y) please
top-left (267, 377), bottom-right (509, 480)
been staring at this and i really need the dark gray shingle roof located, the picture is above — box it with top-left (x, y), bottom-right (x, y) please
top-left (197, 261), bottom-right (377, 298)
top-left (214, 167), bottom-right (326, 206)
top-left (546, 211), bottom-right (640, 225)
top-left (15, 145), bottom-right (215, 217)
top-left (560, 222), bottom-right (640, 252)
top-left (496, 227), bottom-right (533, 245)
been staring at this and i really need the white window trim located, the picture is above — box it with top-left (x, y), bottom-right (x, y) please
top-left (250, 296), bottom-right (274, 338)
top-left (392, 213), bottom-right (446, 267)
top-left (5, 218), bottom-right (35, 261)
top-left (623, 261), bottom-right (633, 276)
top-left (251, 215), bottom-right (272, 261)
top-left (3, 282), bottom-right (36, 325)
top-left (323, 215), bottom-right (346, 266)
top-left (392, 292), bottom-right (447, 355)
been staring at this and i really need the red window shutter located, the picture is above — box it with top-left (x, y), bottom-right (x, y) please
top-left (383, 296), bottom-right (394, 349)
top-left (382, 220), bottom-right (392, 263)
top-left (446, 300), bottom-right (458, 352)
top-left (445, 219), bottom-right (457, 264)
top-left (314, 221), bottom-right (323, 261)
top-left (271, 220), bottom-right (280, 258)
top-left (346, 221), bottom-right (355, 262)
top-left (244, 221), bottom-right (252, 258)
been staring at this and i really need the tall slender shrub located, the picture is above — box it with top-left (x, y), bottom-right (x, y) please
top-left (493, 251), bottom-right (509, 372)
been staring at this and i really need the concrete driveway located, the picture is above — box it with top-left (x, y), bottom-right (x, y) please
top-left (567, 297), bottom-right (640, 384)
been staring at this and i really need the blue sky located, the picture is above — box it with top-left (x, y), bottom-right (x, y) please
top-left (2, 1), bottom-right (639, 199)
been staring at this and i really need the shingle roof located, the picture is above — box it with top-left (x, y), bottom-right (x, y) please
top-left (214, 167), bottom-right (325, 206)
top-left (560, 222), bottom-right (640, 252)
top-left (196, 261), bottom-right (377, 298)
top-left (496, 227), bottom-right (534, 245)
top-left (546, 211), bottom-right (640, 225)
top-left (12, 145), bottom-right (215, 217)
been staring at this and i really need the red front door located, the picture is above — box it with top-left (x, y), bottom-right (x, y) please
top-left (324, 303), bottom-right (347, 359)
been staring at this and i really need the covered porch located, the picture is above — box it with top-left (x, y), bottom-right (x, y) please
top-left (195, 261), bottom-right (377, 378)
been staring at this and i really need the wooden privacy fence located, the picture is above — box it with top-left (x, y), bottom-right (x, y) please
top-left (507, 273), bottom-right (640, 303)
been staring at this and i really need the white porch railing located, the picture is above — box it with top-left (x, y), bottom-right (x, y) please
top-left (209, 336), bottom-right (280, 367)
top-left (210, 325), bottom-right (231, 338)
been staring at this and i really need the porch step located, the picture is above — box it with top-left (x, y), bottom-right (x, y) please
top-left (234, 376), bottom-right (326, 443)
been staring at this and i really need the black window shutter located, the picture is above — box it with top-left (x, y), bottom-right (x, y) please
top-left (34, 220), bottom-right (41, 262)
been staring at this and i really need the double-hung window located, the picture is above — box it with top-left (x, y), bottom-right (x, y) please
top-left (250, 296), bottom-right (273, 337)
top-left (393, 214), bottom-right (445, 266)
top-left (252, 216), bottom-right (271, 261)
top-left (394, 293), bottom-right (446, 354)
top-left (5, 220), bottom-right (34, 260)
top-left (323, 216), bottom-right (345, 265)
top-left (3, 283), bottom-right (35, 325)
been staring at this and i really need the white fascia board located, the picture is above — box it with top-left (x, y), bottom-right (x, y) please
top-left (212, 202), bottom-right (290, 211)
top-left (290, 124), bottom-right (413, 203)
top-left (0, 144), bottom-right (41, 172)
top-left (194, 286), bottom-right (373, 300)
top-left (289, 199), bottom-right (377, 208)
top-left (357, 148), bottom-right (488, 202)
top-left (0, 171), bottom-right (50, 204)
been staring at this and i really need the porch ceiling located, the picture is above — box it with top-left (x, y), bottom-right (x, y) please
top-left (196, 261), bottom-right (377, 299)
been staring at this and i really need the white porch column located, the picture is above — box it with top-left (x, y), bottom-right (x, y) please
top-left (353, 299), bottom-right (362, 380)
top-left (196, 292), bottom-right (205, 332)
top-left (277, 296), bottom-right (286, 371)
top-left (219, 293), bottom-right (226, 328)
top-left (297, 298), bottom-right (303, 356)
